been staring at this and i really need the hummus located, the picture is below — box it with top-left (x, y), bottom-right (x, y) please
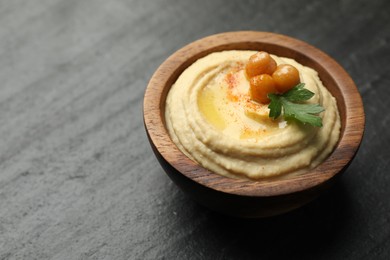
top-left (165, 51), bottom-right (341, 180)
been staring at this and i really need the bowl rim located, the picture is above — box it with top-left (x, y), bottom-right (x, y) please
top-left (144, 31), bottom-right (365, 197)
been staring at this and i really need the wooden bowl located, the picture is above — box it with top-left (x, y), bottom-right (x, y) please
top-left (143, 31), bottom-right (364, 218)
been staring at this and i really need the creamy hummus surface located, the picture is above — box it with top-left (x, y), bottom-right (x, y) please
top-left (165, 50), bottom-right (341, 180)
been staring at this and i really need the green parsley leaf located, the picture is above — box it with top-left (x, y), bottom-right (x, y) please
top-left (267, 83), bottom-right (325, 127)
top-left (268, 93), bottom-right (282, 119)
top-left (283, 83), bottom-right (314, 102)
top-left (282, 100), bottom-right (325, 127)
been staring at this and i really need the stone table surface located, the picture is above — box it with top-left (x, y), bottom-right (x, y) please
top-left (0, 0), bottom-right (389, 259)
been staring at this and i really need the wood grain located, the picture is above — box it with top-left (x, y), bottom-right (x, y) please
top-left (144, 31), bottom-right (365, 216)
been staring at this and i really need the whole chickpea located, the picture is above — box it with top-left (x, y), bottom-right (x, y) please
top-left (249, 74), bottom-right (278, 104)
top-left (272, 64), bottom-right (300, 93)
top-left (245, 51), bottom-right (277, 78)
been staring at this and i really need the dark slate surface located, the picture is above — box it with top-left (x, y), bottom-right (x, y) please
top-left (0, 0), bottom-right (389, 259)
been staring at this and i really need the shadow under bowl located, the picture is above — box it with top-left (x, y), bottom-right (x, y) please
top-left (143, 31), bottom-right (365, 218)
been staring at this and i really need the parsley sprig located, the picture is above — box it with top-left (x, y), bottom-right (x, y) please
top-left (268, 83), bottom-right (325, 127)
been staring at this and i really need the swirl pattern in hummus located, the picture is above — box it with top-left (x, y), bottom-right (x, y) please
top-left (165, 51), bottom-right (341, 180)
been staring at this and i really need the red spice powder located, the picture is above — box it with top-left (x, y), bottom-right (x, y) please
top-left (225, 72), bottom-right (237, 89)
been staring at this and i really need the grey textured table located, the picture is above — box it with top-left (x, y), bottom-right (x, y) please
top-left (0, 0), bottom-right (389, 259)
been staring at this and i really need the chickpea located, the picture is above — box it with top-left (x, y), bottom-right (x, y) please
top-left (245, 51), bottom-right (277, 78)
top-left (249, 74), bottom-right (277, 104)
top-left (272, 64), bottom-right (300, 93)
